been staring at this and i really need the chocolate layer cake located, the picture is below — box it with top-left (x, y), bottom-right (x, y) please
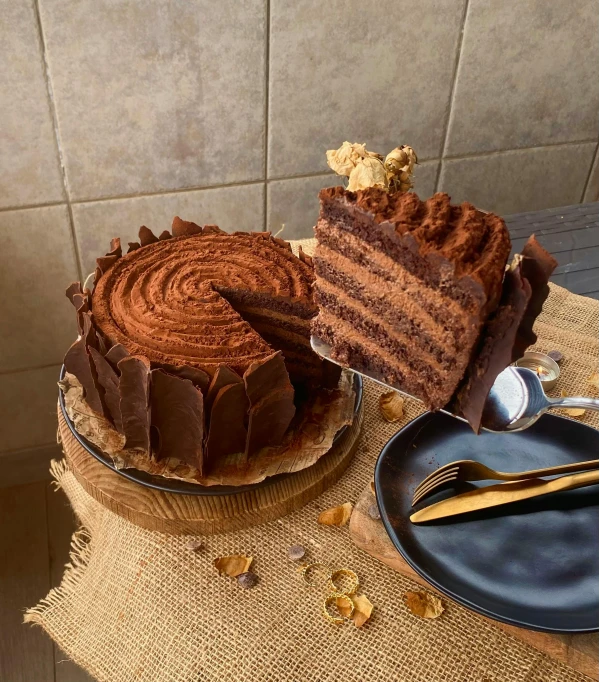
top-left (64, 218), bottom-right (336, 475)
top-left (312, 187), bottom-right (556, 429)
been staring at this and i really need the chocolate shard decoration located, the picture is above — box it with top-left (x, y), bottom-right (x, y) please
top-left (93, 266), bottom-right (103, 287)
top-left (162, 363), bottom-right (210, 392)
top-left (202, 224), bottom-right (225, 235)
top-left (452, 264), bottom-right (532, 433)
top-left (150, 369), bottom-right (204, 473)
top-left (63, 313), bottom-right (105, 415)
top-left (172, 216), bottom-right (203, 237)
top-left (66, 282), bottom-right (83, 306)
top-left (117, 355), bottom-right (151, 452)
top-left (205, 382), bottom-right (249, 465)
top-left (89, 346), bottom-right (123, 432)
top-left (96, 254), bottom-right (119, 274)
top-left (511, 235), bottom-right (558, 361)
top-left (273, 236), bottom-right (293, 252)
top-left (158, 230), bottom-right (172, 241)
top-left (243, 351), bottom-right (291, 405)
top-left (108, 237), bottom-right (122, 258)
top-left (322, 360), bottom-right (342, 389)
top-left (95, 330), bottom-right (109, 356)
top-left (250, 231), bottom-right (271, 238)
top-left (245, 387), bottom-right (296, 457)
top-left (127, 242), bottom-right (141, 253)
top-left (298, 246), bottom-right (313, 267)
top-left (105, 343), bottom-right (130, 370)
top-left (205, 365), bottom-right (243, 414)
top-left (243, 352), bottom-right (295, 455)
top-left (139, 225), bottom-right (159, 246)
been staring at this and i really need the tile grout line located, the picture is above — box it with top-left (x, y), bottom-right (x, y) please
top-left (262, 0), bottom-right (271, 231)
top-left (434, 0), bottom-right (471, 194)
top-left (32, 0), bottom-right (84, 283)
top-left (0, 139), bottom-right (597, 216)
top-left (580, 141), bottom-right (599, 202)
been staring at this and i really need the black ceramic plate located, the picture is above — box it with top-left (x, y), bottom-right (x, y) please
top-left (59, 366), bottom-right (362, 496)
top-left (375, 411), bottom-right (599, 633)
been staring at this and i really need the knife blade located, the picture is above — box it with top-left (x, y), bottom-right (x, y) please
top-left (410, 469), bottom-right (599, 523)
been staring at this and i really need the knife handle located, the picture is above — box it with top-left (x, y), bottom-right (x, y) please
top-left (554, 469), bottom-right (599, 492)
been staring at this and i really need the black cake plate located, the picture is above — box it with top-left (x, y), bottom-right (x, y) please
top-left (59, 366), bottom-right (362, 496)
top-left (375, 411), bottom-right (599, 633)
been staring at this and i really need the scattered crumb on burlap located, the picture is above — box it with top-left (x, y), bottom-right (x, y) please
top-left (25, 240), bottom-right (597, 682)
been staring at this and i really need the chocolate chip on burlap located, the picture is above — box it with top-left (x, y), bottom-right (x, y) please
top-left (25, 240), bottom-right (597, 682)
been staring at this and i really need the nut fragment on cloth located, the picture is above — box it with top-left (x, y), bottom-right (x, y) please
top-left (25, 239), bottom-right (597, 682)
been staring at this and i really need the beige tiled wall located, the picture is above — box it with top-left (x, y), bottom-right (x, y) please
top-left (1, 0), bottom-right (598, 473)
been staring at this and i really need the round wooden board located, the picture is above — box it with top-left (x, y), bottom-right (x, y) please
top-left (58, 401), bottom-right (364, 536)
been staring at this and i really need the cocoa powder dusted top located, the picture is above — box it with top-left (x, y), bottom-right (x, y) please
top-left (319, 186), bottom-right (511, 313)
top-left (92, 230), bottom-right (316, 377)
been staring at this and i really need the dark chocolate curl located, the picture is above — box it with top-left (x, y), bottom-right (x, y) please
top-left (108, 237), bottom-right (122, 258)
top-left (127, 242), bottom-right (141, 253)
top-left (273, 237), bottom-right (293, 252)
top-left (245, 388), bottom-right (296, 457)
top-left (243, 351), bottom-right (291, 404)
top-left (66, 282), bottom-right (83, 306)
top-left (298, 246), bottom-right (313, 267)
top-left (96, 254), bottom-right (119, 274)
top-left (93, 266), bottom-right (102, 286)
top-left (205, 365), bottom-right (243, 414)
top-left (105, 343), bottom-right (130, 370)
top-left (243, 352), bottom-right (295, 455)
top-left (162, 363), bottom-right (210, 392)
top-left (172, 216), bottom-right (203, 237)
top-left (205, 382), bottom-right (249, 465)
top-left (139, 225), bottom-right (159, 246)
top-left (453, 266), bottom-right (532, 433)
top-left (158, 230), bottom-right (172, 241)
top-left (511, 235), bottom-right (558, 361)
top-left (89, 347), bottom-right (123, 432)
top-left (64, 340), bottom-right (105, 415)
top-left (150, 369), bottom-right (204, 473)
top-left (202, 224), bottom-right (224, 235)
top-left (118, 355), bottom-right (151, 452)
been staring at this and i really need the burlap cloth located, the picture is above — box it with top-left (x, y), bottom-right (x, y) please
top-left (26, 239), bottom-right (598, 682)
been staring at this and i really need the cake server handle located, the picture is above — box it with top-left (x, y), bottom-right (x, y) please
top-left (546, 395), bottom-right (599, 412)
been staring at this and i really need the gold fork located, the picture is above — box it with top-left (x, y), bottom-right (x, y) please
top-left (411, 458), bottom-right (599, 506)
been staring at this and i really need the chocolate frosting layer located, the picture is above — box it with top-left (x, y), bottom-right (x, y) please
top-left (118, 355), bottom-right (151, 452)
top-left (319, 187), bottom-right (511, 314)
top-left (92, 226), bottom-right (314, 376)
top-left (150, 369), bottom-right (204, 472)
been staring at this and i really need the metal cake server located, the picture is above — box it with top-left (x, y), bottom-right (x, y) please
top-left (311, 337), bottom-right (599, 433)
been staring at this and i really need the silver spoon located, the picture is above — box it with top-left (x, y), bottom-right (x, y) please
top-left (311, 337), bottom-right (599, 433)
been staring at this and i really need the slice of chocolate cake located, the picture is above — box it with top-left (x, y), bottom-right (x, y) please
top-left (312, 187), bottom-right (513, 411)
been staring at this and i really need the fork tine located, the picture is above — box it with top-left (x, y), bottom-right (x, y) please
top-left (412, 471), bottom-right (460, 505)
top-left (412, 465), bottom-right (459, 497)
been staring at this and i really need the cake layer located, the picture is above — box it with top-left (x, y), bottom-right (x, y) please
top-left (314, 281), bottom-right (464, 386)
top-left (313, 317), bottom-right (438, 406)
top-left (313, 237), bottom-right (480, 358)
top-left (319, 187), bottom-right (511, 316)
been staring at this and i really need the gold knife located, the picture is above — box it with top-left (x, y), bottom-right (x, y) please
top-left (410, 470), bottom-right (599, 523)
